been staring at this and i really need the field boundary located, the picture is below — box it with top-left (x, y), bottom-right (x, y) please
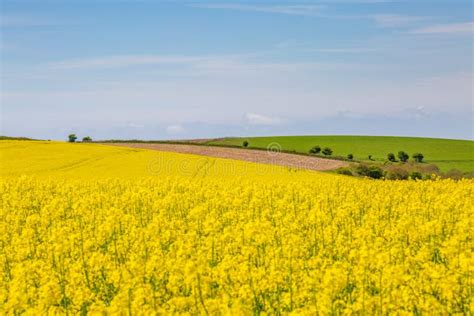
top-left (98, 142), bottom-right (350, 172)
top-left (96, 139), bottom-right (356, 162)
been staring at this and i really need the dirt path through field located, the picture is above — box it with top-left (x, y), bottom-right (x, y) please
top-left (101, 143), bottom-right (348, 172)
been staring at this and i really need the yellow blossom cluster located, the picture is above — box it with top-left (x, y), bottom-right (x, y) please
top-left (0, 141), bottom-right (472, 314)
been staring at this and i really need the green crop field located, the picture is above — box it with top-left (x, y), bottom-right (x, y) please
top-left (209, 136), bottom-right (474, 172)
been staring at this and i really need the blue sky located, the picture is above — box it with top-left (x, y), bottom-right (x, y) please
top-left (1, 0), bottom-right (473, 140)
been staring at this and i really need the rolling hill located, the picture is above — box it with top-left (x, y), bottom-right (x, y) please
top-left (208, 135), bottom-right (474, 172)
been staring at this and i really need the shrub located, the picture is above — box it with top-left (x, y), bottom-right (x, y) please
top-left (367, 166), bottom-right (383, 179)
top-left (387, 153), bottom-right (396, 162)
top-left (368, 155), bottom-right (373, 161)
top-left (444, 169), bottom-right (464, 180)
top-left (82, 136), bottom-right (92, 142)
top-left (242, 141), bottom-right (249, 148)
top-left (336, 168), bottom-right (353, 176)
top-left (463, 171), bottom-right (474, 179)
top-left (322, 147), bottom-right (333, 156)
top-left (354, 164), bottom-right (370, 177)
top-left (398, 151), bottom-right (409, 163)
top-left (385, 167), bottom-right (409, 180)
top-left (412, 153), bottom-right (424, 163)
top-left (423, 173), bottom-right (436, 180)
top-left (416, 163), bottom-right (440, 175)
top-left (309, 146), bottom-right (321, 154)
top-left (347, 153), bottom-right (354, 160)
top-left (409, 171), bottom-right (423, 180)
top-left (68, 134), bottom-right (77, 143)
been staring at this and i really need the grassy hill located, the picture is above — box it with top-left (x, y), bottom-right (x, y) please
top-left (0, 140), bottom-right (312, 179)
top-left (0, 135), bottom-right (39, 141)
top-left (208, 136), bottom-right (474, 172)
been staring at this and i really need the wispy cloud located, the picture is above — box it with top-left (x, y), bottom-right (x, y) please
top-left (411, 21), bottom-right (474, 34)
top-left (48, 55), bottom-right (205, 70)
top-left (191, 4), bottom-right (325, 16)
top-left (245, 113), bottom-right (282, 126)
top-left (192, 4), bottom-right (430, 28)
top-left (46, 54), bottom-right (365, 74)
top-left (372, 14), bottom-right (431, 28)
top-left (276, 41), bottom-right (376, 53)
top-left (166, 124), bottom-right (186, 134)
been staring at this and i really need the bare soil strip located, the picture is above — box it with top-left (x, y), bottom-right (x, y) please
top-left (101, 143), bottom-right (348, 172)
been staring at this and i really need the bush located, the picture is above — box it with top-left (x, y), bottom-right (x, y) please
top-left (368, 155), bottom-right (373, 161)
top-left (412, 152), bottom-right (424, 163)
top-left (82, 136), bottom-right (92, 142)
top-left (416, 163), bottom-right (440, 175)
top-left (398, 151), bottom-right (409, 163)
top-left (444, 169), bottom-right (464, 180)
top-left (322, 147), bottom-right (333, 156)
top-left (354, 164), bottom-right (370, 176)
top-left (242, 141), bottom-right (249, 148)
top-left (347, 153), bottom-right (353, 160)
top-left (463, 171), bottom-right (474, 179)
top-left (409, 171), bottom-right (423, 180)
top-left (336, 168), bottom-right (353, 176)
top-left (367, 166), bottom-right (383, 179)
top-left (385, 167), bottom-right (409, 180)
top-left (309, 146), bottom-right (321, 154)
top-left (387, 153), bottom-right (396, 162)
top-left (68, 134), bottom-right (77, 143)
top-left (354, 164), bottom-right (383, 179)
top-left (423, 173), bottom-right (436, 180)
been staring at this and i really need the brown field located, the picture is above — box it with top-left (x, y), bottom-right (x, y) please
top-left (101, 143), bottom-right (348, 171)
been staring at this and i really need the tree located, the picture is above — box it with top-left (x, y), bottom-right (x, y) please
top-left (347, 153), bottom-right (354, 160)
top-left (82, 136), bottom-right (92, 142)
top-left (68, 134), bottom-right (77, 143)
top-left (242, 141), bottom-right (249, 148)
top-left (387, 153), bottom-right (396, 162)
top-left (410, 171), bottom-right (423, 180)
top-left (367, 166), bottom-right (384, 179)
top-left (322, 147), bottom-right (333, 156)
top-left (412, 152), bottom-right (424, 163)
top-left (368, 155), bottom-right (373, 161)
top-left (309, 146), bottom-right (321, 154)
top-left (398, 151), bottom-right (409, 163)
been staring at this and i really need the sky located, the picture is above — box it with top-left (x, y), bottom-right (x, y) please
top-left (1, 0), bottom-right (473, 140)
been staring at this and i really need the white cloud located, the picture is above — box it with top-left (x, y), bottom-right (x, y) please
top-left (192, 4), bottom-right (324, 16)
top-left (412, 21), bottom-right (474, 34)
top-left (126, 121), bottom-right (144, 128)
top-left (372, 14), bottom-right (430, 28)
top-left (49, 55), bottom-right (204, 70)
top-left (244, 113), bottom-right (282, 126)
top-left (45, 54), bottom-right (364, 75)
top-left (166, 124), bottom-right (185, 134)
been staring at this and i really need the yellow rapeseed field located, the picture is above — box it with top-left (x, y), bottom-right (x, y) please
top-left (1, 141), bottom-right (473, 314)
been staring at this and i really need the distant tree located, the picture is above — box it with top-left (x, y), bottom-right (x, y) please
top-left (309, 146), bottom-right (321, 154)
top-left (347, 153), bottom-right (354, 160)
top-left (368, 155), bottom-right (373, 161)
top-left (242, 141), bottom-right (249, 148)
top-left (82, 136), bottom-right (92, 142)
top-left (412, 152), bottom-right (424, 163)
top-left (398, 151), bottom-right (409, 163)
top-left (355, 164), bottom-right (370, 177)
top-left (337, 167), bottom-right (353, 176)
top-left (385, 167), bottom-right (409, 180)
top-left (387, 153), bottom-right (396, 162)
top-left (367, 166), bottom-right (384, 179)
top-left (322, 147), bottom-right (333, 156)
top-left (68, 134), bottom-right (77, 143)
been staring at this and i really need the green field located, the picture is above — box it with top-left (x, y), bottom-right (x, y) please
top-left (209, 136), bottom-right (474, 172)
